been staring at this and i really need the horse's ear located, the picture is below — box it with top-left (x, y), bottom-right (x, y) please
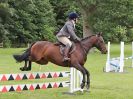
top-left (97, 32), bottom-right (102, 37)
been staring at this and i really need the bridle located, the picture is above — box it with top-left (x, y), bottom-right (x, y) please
top-left (94, 36), bottom-right (105, 52)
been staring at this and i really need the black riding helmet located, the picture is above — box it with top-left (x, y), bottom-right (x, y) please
top-left (68, 12), bottom-right (79, 20)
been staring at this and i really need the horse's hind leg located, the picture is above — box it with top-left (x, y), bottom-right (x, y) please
top-left (27, 61), bottom-right (32, 71)
top-left (73, 64), bottom-right (86, 89)
top-left (20, 60), bottom-right (32, 71)
top-left (20, 60), bottom-right (28, 71)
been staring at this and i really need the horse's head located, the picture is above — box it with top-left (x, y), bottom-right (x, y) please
top-left (94, 32), bottom-right (107, 54)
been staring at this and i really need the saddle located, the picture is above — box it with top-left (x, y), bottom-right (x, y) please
top-left (54, 42), bottom-right (76, 56)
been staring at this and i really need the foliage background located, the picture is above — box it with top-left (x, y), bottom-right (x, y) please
top-left (0, 0), bottom-right (133, 47)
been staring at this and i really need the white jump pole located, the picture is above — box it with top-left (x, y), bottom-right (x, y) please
top-left (70, 68), bottom-right (74, 93)
top-left (105, 42), bottom-right (111, 72)
top-left (119, 42), bottom-right (124, 72)
top-left (105, 42), bottom-right (124, 72)
top-left (69, 68), bottom-right (82, 93)
top-left (131, 42), bottom-right (133, 68)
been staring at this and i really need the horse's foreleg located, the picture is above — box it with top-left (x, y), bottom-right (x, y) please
top-left (83, 67), bottom-right (90, 91)
top-left (73, 64), bottom-right (86, 89)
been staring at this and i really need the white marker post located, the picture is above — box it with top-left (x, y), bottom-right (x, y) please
top-left (119, 42), bottom-right (124, 72)
top-left (105, 42), bottom-right (111, 72)
top-left (131, 42), bottom-right (133, 68)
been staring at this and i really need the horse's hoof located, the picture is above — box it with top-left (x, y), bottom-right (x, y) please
top-left (80, 82), bottom-right (85, 89)
top-left (20, 67), bottom-right (28, 71)
top-left (27, 68), bottom-right (31, 71)
top-left (86, 84), bottom-right (90, 91)
top-left (86, 86), bottom-right (90, 92)
top-left (20, 67), bottom-right (25, 71)
top-left (26, 69), bottom-right (31, 71)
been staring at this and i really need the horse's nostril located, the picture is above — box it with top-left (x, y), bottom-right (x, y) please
top-left (105, 50), bottom-right (107, 54)
top-left (101, 50), bottom-right (107, 54)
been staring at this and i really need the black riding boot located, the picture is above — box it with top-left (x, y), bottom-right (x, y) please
top-left (63, 45), bottom-right (71, 62)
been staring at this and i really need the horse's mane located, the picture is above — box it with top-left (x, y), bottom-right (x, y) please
top-left (81, 34), bottom-right (96, 41)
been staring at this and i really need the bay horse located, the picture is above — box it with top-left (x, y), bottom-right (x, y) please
top-left (13, 33), bottom-right (107, 91)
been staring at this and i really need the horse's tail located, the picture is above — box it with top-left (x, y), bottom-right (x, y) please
top-left (13, 42), bottom-right (35, 62)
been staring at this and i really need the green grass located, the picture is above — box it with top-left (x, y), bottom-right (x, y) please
top-left (0, 43), bottom-right (133, 99)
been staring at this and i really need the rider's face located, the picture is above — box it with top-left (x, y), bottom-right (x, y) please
top-left (75, 18), bottom-right (78, 23)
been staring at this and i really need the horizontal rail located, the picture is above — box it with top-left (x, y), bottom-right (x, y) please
top-left (0, 81), bottom-right (70, 93)
top-left (0, 71), bottom-right (70, 81)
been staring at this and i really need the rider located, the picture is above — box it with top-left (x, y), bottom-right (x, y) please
top-left (56, 12), bottom-right (81, 62)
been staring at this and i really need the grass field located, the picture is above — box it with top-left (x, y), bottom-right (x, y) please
top-left (0, 43), bottom-right (133, 99)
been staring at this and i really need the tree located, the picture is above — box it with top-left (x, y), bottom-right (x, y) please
top-left (49, 0), bottom-right (83, 37)
top-left (68, 0), bottom-right (133, 42)
top-left (0, 0), bottom-right (56, 47)
top-left (91, 0), bottom-right (133, 42)
top-left (74, 0), bottom-right (98, 37)
top-left (0, 1), bottom-right (13, 47)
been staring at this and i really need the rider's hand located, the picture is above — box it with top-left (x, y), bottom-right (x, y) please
top-left (77, 38), bottom-right (81, 41)
top-left (74, 38), bottom-right (81, 42)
